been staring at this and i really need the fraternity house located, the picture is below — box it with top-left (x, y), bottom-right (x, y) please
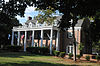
top-left (11, 16), bottom-right (92, 55)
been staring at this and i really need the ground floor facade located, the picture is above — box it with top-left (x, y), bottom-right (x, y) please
top-left (11, 26), bottom-right (60, 54)
top-left (11, 25), bottom-right (83, 55)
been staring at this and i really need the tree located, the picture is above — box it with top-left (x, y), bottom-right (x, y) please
top-left (92, 41), bottom-right (100, 55)
top-left (34, 6), bottom-right (56, 25)
top-left (79, 42), bottom-right (84, 55)
top-left (32, 0), bottom-right (100, 61)
top-left (0, 0), bottom-right (25, 46)
top-left (91, 10), bottom-right (100, 54)
top-left (0, 12), bottom-right (21, 46)
top-left (0, 0), bottom-right (34, 17)
top-left (1, 0), bottom-right (100, 61)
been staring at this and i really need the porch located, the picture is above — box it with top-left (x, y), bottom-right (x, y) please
top-left (11, 25), bottom-right (60, 55)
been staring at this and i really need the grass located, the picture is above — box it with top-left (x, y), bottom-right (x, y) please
top-left (0, 52), bottom-right (99, 66)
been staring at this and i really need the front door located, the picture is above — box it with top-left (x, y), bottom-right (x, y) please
top-left (66, 45), bottom-right (73, 54)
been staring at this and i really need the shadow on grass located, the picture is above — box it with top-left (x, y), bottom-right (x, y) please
top-left (0, 61), bottom-right (78, 66)
top-left (0, 52), bottom-right (43, 58)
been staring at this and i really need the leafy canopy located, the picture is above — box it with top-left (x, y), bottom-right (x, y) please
top-left (34, 6), bottom-right (56, 25)
top-left (34, 0), bottom-right (100, 29)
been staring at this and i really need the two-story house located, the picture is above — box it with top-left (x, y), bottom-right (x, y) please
top-left (11, 17), bottom-right (92, 55)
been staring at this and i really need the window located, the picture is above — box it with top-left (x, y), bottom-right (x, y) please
top-left (34, 42), bottom-right (38, 47)
top-left (29, 22), bottom-right (32, 27)
top-left (43, 44), bottom-right (45, 47)
top-left (66, 45), bottom-right (73, 54)
top-left (68, 32), bottom-right (73, 38)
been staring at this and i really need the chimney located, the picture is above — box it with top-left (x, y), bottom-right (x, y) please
top-left (28, 16), bottom-right (32, 20)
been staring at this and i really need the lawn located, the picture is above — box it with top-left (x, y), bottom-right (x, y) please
top-left (0, 52), bottom-right (99, 66)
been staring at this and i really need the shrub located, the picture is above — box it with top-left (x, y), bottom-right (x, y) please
top-left (26, 47), bottom-right (35, 53)
top-left (85, 56), bottom-right (90, 61)
top-left (6, 45), bottom-right (22, 52)
top-left (53, 50), bottom-right (60, 56)
top-left (96, 55), bottom-right (100, 61)
top-left (76, 55), bottom-right (81, 59)
top-left (26, 47), bottom-right (49, 55)
top-left (39, 47), bottom-right (49, 55)
top-left (68, 53), bottom-right (73, 59)
top-left (59, 52), bottom-right (66, 58)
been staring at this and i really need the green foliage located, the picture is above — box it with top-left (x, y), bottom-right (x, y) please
top-left (34, 0), bottom-right (100, 29)
top-left (59, 52), bottom-right (66, 58)
top-left (85, 56), bottom-right (90, 61)
top-left (34, 6), bottom-right (56, 25)
top-left (0, 12), bottom-right (21, 45)
top-left (53, 50), bottom-right (60, 56)
top-left (79, 42), bottom-right (84, 51)
top-left (96, 55), bottom-right (100, 61)
top-left (39, 47), bottom-right (49, 55)
top-left (26, 47), bottom-right (49, 55)
top-left (76, 55), bottom-right (81, 59)
top-left (6, 45), bottom-right (22, 52)
top-left (68, 53), bottom-right (73, 59)
top-left (92, 41), bottom-right (100, 53)
top-left (95, 9), bottom-right (100, 19)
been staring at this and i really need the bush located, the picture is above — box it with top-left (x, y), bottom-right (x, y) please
top-left (76, 55), bottom-right (81, 59)
top-left (68, 53), bottom-right (73, 59)
top-left (53, 50), bottom-right (60, 56)
top-left (6, 45), bottom-right (22, 52)
top-left (26, 47), bottom-right (49, 55)
top-left (39, 47), bottom-right (49, 55)
top-left (96, 55), bottom-right (100, 61)
top-left (26, 47), bottom-right (35, 53)
top-left (85, 56), bottom-right (90, 61)
top-left (59, 52), bottom-right (65, 58)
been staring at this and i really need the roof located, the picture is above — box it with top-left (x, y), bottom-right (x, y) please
top-left (25, 20), bottom-right (37, 24)
top-left (56, 16), bottom-right (62, 21)
top-left (75, 19), bottom-right (84, 27)
top-left (25, 16), bottom-right (84, 27)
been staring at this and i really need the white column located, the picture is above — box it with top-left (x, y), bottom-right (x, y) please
top-left (24, 31), bottom-right (27, 52)
top-left (50, 29), bottom-right (53, 55)
top-left (11, 30), bottom-right (14, 46)
top-left (56, 30), bottom-right (60, 51)
top-left (40, 30), bottom-right (43, 47)
top-left (32, 30), bottom-right (35, 47)
top-left (17, 31), bottom-right (20, 46)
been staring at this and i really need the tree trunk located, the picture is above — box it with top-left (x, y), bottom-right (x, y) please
top-left (72, 21), bottom-right (77, 61)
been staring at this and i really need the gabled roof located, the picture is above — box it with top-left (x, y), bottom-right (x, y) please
top-left (25, 16), bottom-right (62, 24)
top-left (75, 19), bottom-right (84, 27)
top-left (25, 20), bottom-right (37, 24)
top-left (24, 16), bottom-right (86, 27)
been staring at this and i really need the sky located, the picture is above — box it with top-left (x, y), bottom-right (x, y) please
top-left (5, 0), bottom-right (39, 24)
top-left (16, 6), bottom-right (39, 24)
top-left (5, 0), bottom-right (61, 24)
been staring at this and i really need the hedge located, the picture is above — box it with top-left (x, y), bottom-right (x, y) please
top-left (85, 56), bottom-right (90, 61)
top-left (53, 50), bottom-right (60, 56)
top-left (68, 53), bottom-right (73, 59)
top-left (96, 55), bottom-right (100, 61)
top-left (26, 47), bottom-right (49, 55)
top-left (59, 52), bottom-right (66, 58)
top-left (6, 45), bottom-right (22, 52)
top-left (76, 55), bottom-right (81, 59)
